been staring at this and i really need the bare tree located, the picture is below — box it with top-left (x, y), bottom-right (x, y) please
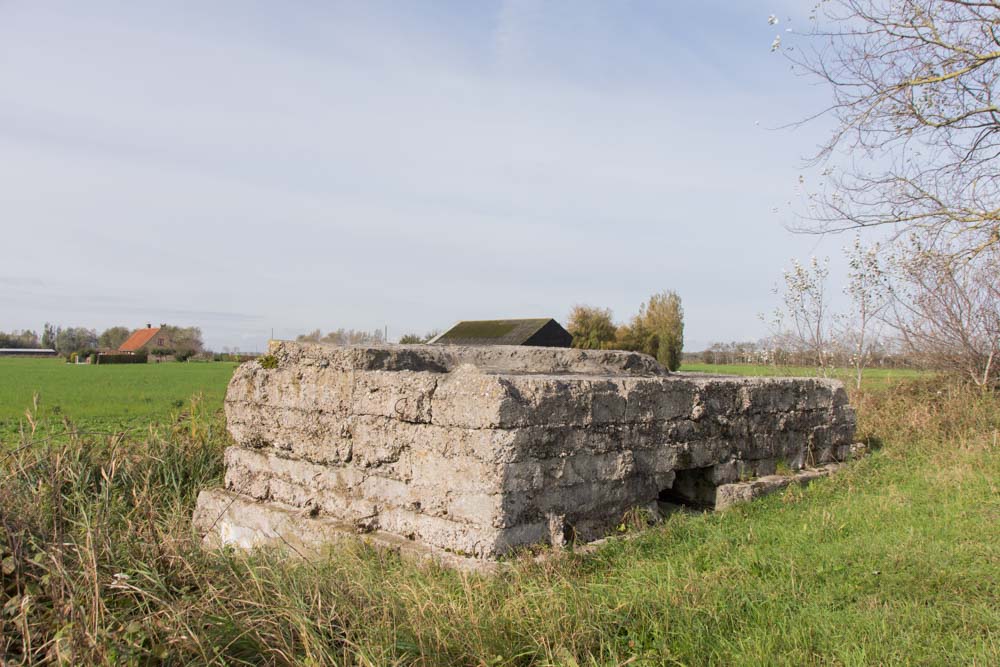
top-left (840, 237), bottom-right (891, 387)
top-left (769, 257), bottom-right (833, 372)
top-left (296, 329), bottom-right (322, 343)
top-left (787, 1), bottom-right (1000, 258)
top-left (888, 238), bottom-right (1000, 386)
top-left (296, 328), bottom-right (386, 345)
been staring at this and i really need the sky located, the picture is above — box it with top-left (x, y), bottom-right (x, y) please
top-left (0, 1), bottom-right (855, 352)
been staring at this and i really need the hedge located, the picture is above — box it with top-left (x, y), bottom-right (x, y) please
top-left (96, 352), bottom-right (148, 365)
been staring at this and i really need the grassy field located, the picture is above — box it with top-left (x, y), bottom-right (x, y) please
top-left (1, 362), bottom-right (998, 664)
top-left (0, 358), bottom-right (236, 441)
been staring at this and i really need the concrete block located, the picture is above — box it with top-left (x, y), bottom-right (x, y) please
top-left (196, 343), bottom-right (856, 566)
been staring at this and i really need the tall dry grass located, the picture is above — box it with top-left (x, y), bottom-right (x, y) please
top-left (2, 380), bottom-right (998, 665)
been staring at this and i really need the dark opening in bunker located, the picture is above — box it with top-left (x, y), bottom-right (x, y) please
top-left (658, 466), bottom-right (717, 509)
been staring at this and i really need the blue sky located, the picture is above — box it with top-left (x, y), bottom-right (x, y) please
top-left (1, 1), bottom-right (853, 352)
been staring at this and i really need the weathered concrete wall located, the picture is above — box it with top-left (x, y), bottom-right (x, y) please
top-left (195, 342), bottom-right (855, 561)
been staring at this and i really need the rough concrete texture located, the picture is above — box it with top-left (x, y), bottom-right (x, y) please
top-left (194, 342), bottom-right (855, 563)
top-left (714, 463), bottom-right (843, 510)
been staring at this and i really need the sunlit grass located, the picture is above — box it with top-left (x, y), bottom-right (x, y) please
top-left (1, 365), bottom-right (997, 664)
top-left (0, 358), bottom-right (236, 441)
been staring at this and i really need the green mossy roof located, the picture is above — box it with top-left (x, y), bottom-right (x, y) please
top-left (433, 319), bottom-right (556, 345)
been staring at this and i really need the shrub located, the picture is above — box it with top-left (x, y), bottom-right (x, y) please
top-left (96, 352), bottom-right (148, 365)
top-left (615, 291), bottom-right (684, 371)
top-left (567, 306), bottom-right (617, 350)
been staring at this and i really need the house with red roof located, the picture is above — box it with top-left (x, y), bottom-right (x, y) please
top-left (118, 324), bottom-right (166, 353)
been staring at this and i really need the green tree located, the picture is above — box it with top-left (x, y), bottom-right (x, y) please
top-left (159, 326), bottom-right (204, 358)
top-left (0, 330), bottom-right (39, 348)
top-left (54, 327), bottom-right (98, 356)
top-left (642, 291), bottom-right (684, 371)
top-left (614, 319), bottom-right (658, 357)
top-left (616, 291), bottom-right (684, 371)
top-left (567, 306), bottom-right (617, 350)
top-left (41, 323), bottom-right (57, 350)
top-left (98, 326), bottom-right (132, 350)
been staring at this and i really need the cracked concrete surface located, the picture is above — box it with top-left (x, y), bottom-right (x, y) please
top-left (194, 342), bottom-right (856, 566)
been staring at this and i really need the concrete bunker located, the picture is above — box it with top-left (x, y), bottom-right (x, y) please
top-left (194, 342), bottom-right (856, 567)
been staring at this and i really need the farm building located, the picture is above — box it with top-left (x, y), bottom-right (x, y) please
top-left (118, 325), bottom-right (166, 353)
top-left (429, 318), bottom-right (572, 347)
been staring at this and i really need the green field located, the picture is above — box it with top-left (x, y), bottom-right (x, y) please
top-left (0, 357), bottom-right (237, 440)
top-left (1, 360), bottom-right (997, 664)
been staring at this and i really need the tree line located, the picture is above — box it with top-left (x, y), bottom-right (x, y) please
top-left (295, 328), bottom-right (387, 345)
top-left (565, 290), bottom-right (684, 372)
top-left (756, 237), bottom-right (999, 388)
top-left (0, 324), bottom-right (204, 359)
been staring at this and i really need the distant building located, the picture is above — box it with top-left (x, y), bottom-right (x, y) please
top-left (0, 348), bottom-right (57, 357)
top-left (429, 318), bottom-right (572, 348)
top-left (118, 324), bottom-right (165, 353)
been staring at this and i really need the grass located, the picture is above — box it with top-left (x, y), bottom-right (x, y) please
top-left (1, 365), bottom-right (998, 664)
top-left (0, 358), bottom-right (236, 442)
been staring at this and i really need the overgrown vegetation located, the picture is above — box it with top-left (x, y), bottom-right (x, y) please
top-left (2, 367), bottom-right (997, 664)
top-left (0, 330), bottom-right (41, 349)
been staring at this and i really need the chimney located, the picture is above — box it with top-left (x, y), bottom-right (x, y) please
top-left (146, 323), bottom-right (151, 328)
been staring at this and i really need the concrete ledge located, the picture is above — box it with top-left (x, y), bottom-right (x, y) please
top-left (267, 341), bottom-right (669, 377)
top-left (193, 488), bottom-right (498, 573)
top-left (715, 463), bottom-right (843, 510)
top-left (195, 460), bottom-right (852, 571)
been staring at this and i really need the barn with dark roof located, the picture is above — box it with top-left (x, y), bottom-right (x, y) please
top-left (429, 318), bottom-right (572, 348)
